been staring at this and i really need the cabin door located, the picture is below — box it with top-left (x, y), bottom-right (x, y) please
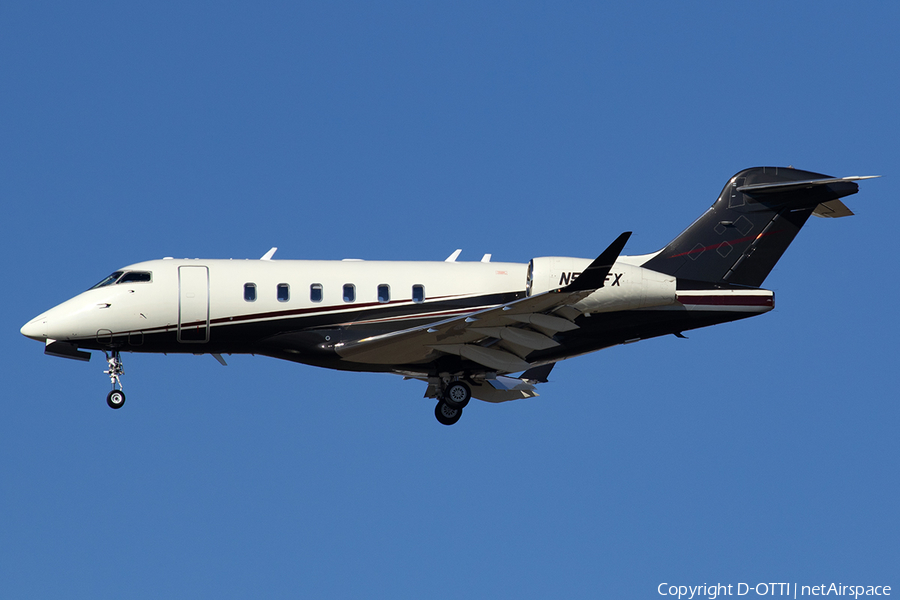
top-left (178, 266), bottom-right (209, 343)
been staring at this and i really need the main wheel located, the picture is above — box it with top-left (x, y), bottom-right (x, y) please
top-left (107, 389), bottom-right (126, 409)
top-left (435, 401), bottom-right (462, 426)
top-left (443, 381), bottom-right (471, 409)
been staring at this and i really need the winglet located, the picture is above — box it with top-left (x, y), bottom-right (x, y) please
top-left (563, 232), bottom-right (632, 292)
top-left (445, 249), bottom-right (462, 262)
top-left (261, 247), bottom-right (277, 260)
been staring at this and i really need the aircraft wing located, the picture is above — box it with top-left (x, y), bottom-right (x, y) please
top-left (333, 232), bottom-right (631, 372)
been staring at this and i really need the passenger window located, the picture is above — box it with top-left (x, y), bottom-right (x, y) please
top-left (343, 284), bottom-right (355, 303)
top-left (310, 284), bottom-right (323, 303)
top-left (377, 284), bottom-right (390, 303)
top-left (118, 271), bottom-right (152, 284)
top-left (277, 283), bottom-right (290, 302)
top-left (412, 284), bottom-right (425, 303)
top-left (244, 283), bottom-right (257, 302)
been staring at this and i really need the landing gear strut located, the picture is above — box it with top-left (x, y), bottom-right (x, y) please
top-left (434, 380), bottom-right (471, 425)
top-left (104, 350), bottom-right (126, 409)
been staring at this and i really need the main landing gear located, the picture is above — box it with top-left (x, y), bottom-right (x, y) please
top-left (434, 381), bottom-right (471, 426)
top-left (103, 350), bottom-right (126, 409)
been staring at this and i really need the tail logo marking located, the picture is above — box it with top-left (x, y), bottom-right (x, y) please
top-left (671, 231), bottom-right (780, 259)
top-left (733, 215), bottom-right (754, 236)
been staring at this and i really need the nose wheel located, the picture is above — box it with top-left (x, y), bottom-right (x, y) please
top-left (103, 350), bottom-right (126, 409)
top-left (107, 389), bottom-right (126, 409)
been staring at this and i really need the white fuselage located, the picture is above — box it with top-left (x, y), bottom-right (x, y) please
top-left (21, 257), bottom-right (529, 349)
top-left (20, 253), bottom-right (771, 378)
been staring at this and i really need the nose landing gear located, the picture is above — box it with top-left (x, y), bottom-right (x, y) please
top-left (103, 350), bottom-right (126, 409)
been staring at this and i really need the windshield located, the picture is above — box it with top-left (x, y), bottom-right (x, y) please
top-left (118, 271), bottom-right (152, 283)
top-left (90, 271), bottom-right (124, 289)
top-left (89, 270), bottom-right (152, 290)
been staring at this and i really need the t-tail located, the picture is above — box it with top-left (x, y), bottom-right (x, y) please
top-left (642, 167), bottom-right (877, 288)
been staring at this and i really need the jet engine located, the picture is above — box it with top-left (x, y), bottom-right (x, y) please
top-left (526, 257), bottom-right (677, 313)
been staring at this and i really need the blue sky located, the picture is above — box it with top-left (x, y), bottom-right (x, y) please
top-left (2, 2), bottom-right (898, 598)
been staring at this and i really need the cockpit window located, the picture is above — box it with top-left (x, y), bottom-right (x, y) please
top-left (90, 271), bottom-right (124, 289)
top-left (89, 270), bottom-right (152, 289)
top-left (118, 271), bottom-right (152, 284)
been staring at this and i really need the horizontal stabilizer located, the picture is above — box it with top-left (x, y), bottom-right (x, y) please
top-left (737, 176), bottom-right (878, 198)
top-left (813, 199), bottom-right (854, 218)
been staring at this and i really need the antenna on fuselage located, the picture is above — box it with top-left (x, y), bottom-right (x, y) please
top-left (445, 249), bottom-right (462, 262)
top-left (260, 247), bottom-right (277, 260)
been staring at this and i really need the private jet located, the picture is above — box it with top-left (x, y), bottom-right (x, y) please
top-left (21, 167), bottom-right (875, 424)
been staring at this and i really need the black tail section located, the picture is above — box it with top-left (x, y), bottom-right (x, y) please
top-left (642, 167), bottom-right (860, 288)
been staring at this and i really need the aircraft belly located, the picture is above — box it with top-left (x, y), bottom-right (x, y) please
top-left (337, 345), bottom-right (441, 365)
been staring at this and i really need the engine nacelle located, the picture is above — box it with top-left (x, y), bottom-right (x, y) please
top-left (526, 257), bottom-right (676, 313)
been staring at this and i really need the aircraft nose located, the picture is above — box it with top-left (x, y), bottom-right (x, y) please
top-left (21, 315), bottom-right (48, 341)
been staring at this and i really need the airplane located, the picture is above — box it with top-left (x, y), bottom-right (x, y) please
top-left (20, 167), bottom-right (876, 425)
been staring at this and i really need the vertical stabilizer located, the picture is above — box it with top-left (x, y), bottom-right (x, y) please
top-left (641, 167), bottom-right (861, 288)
